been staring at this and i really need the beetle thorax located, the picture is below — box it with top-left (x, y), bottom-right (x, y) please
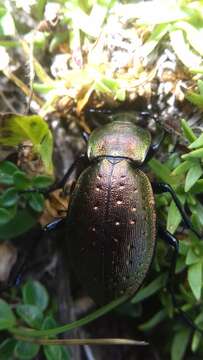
top-left (87, 121), bottom-right (151, 165)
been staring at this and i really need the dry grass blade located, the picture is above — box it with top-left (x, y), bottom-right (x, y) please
top-left (14, 335), bottom-right (148, 346)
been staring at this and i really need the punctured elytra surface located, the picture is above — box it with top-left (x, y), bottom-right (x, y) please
top-left (67, 157), bottom-right (156, 305)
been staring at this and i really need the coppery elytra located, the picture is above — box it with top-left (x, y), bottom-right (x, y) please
top-left (1, 114), bottom-right (203, 334)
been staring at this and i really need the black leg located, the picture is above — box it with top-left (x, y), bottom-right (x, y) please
top-left (144, 130), bottom-right (165, 163)
top-left (153, 182), bottom-right (202, 239)
top-left (0, 218), bottom-right (66, 292)
top-left (44, 153), bottom-right (87, 194)
top-left (20, 153), bottom-right (87, 196)
top-left (158, 226), bottom-right (203, 333)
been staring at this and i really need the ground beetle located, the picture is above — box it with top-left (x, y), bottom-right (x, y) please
top-left (3, 115), bottom-right (203, 332)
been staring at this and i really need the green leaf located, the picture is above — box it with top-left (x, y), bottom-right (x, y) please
top-left (13, 171), bottom-right (31, 190)
top-left (100, 78), bottom-right (120, 92)
top-left (0, 161), bottom-right (19, 185)
top-left (39, 132), bottom-right (54, 175)
top-left (44, 345), bottom-right (64, 360)
top-left (191, 202), bottom-right (203, 226)
top-left (0, 161), bottom-right (18, 174)
top-left (148, 158), bottom-right (176, 185)
top-left (139, 23), bottom-right (171, 57)
top-left (194, 311), bottom-right (203, 327)
top-left (186, 91), bottom-right (203, 108)
top-left (0, 207), bottom-right (15, 225)
top-left (186, 248), bottom-right (199, 265)
top-left (0, 299), bottom-right (16, 330)
top-left (189, 133), bottom-right (203, 149)
top-left (16, 304), bottom-right (43, 329)
top-left (0, 173), bottom-right (14, 185)
top-left (131, 274), bottom-right (165, 304)
top-left (181, 119), bottom-right (197, 143)
top-left (182, 148), bottom-right (203, 160)
top-left (190, 179), bottom-right (203, 194)
top-left (175, 21), bottom-right (203, 56)
top-left (115, 88), bottom-right (126, 101)
top-left (42, 315), bottom-right (58, 332)
top-left (0, 187), bottom-right (18, 207)
top-left (198, 79), bottom-right (203, 96)
top-left (0, 114), bottom-right (53, 175)
top-left (171, 328), bottom-right (190, 360)
top-left (14, 341), bottom-right (40, 360)
top-left (139, 309), bottom-right (167, 331)
top-left (0, 9), bottom-right (15, 36)
top-left (34, 0), bottom-right (47, 20)
top-left (32, 175), bottom-right (54, 189)
top-left (44, 344), bottom-right (71, 360)
top-left (172, 160), bottom-right (192, 176)
top-left (0, 338), bottom-right (16, 360)
top-left (0, 209), bottom-right (37, 240)
top-left (28, 193), bottom-right (44, 212)
top-left (191, 331), bottom-right (201, 352)
top-left (188, 262), bottom-right (202, 300)
top-left (95, 80), bottom-right (113, 94)
top-left (60, 347), bottom-right (71, 360)
top-left (185, 162), bottom-right (202, 192)
top-left (167, 200), bottom-right (182, 234)
top-left (22, 280), bottom-right (49, 311)
top-left (170, 29), bottom-right (202, 69)
top-left (179, 239), bottom-right (189, 255)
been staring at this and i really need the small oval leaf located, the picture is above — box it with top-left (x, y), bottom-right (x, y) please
top-left (1, 187), bottom-right (18, 207)
top-left (0, 161), bottom-right (19, 175)
top-left (185, 162), bottom-right (202, 192)
top-left (32, 175), bottom-right (54, 189)
top-left (188, 262), bottom-right (202, 301)
top-left (43, 345), bottom-right (63, 360)
top-left (16, 304), bottom-right (43, 329)
top-left (0, 338), bottom-right (17, 360)
top-left (0, 207), bottom-right (15, 225)
top-left (0, 299), bottom-right (16, 330)
top-left (167, 200), bottom-right (182, 234)
top-left (14, 341), bottom-right (40, 360)
top-left (189, 133), bottom-right (203, 149)
top-left (13, 171), bottom-right (31, 190)
top-left (28, 193), bottom-right (44, 212)
top-left (22, 280), bottom-right (49, 311)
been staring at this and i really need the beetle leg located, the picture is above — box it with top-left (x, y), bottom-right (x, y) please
top-left (144, 130), bottom-right (165, 163)
top-left (0, 218), bottom-right (66, 292)
top-left (158, 226), bottom-right (203, 334)
top-left (152, 182), bottom-right (202, 239)
top-left (20, 153), bottom-right (87, 196)
top-left (44, 153), bottom-right (87, 194)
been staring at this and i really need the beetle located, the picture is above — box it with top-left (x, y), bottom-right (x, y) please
top-left (67, 119), bottom-right (157, 305)
top-left (65, 116), bottom-right (201, 307)
top-left (2, 115), bottom-right (202, 332)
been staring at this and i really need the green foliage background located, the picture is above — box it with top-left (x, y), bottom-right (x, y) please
top-left (0, 1), bottom-right (203, 359)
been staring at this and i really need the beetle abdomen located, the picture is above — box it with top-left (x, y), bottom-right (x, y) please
top-left (67, 158), bottom-right (156, 305)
